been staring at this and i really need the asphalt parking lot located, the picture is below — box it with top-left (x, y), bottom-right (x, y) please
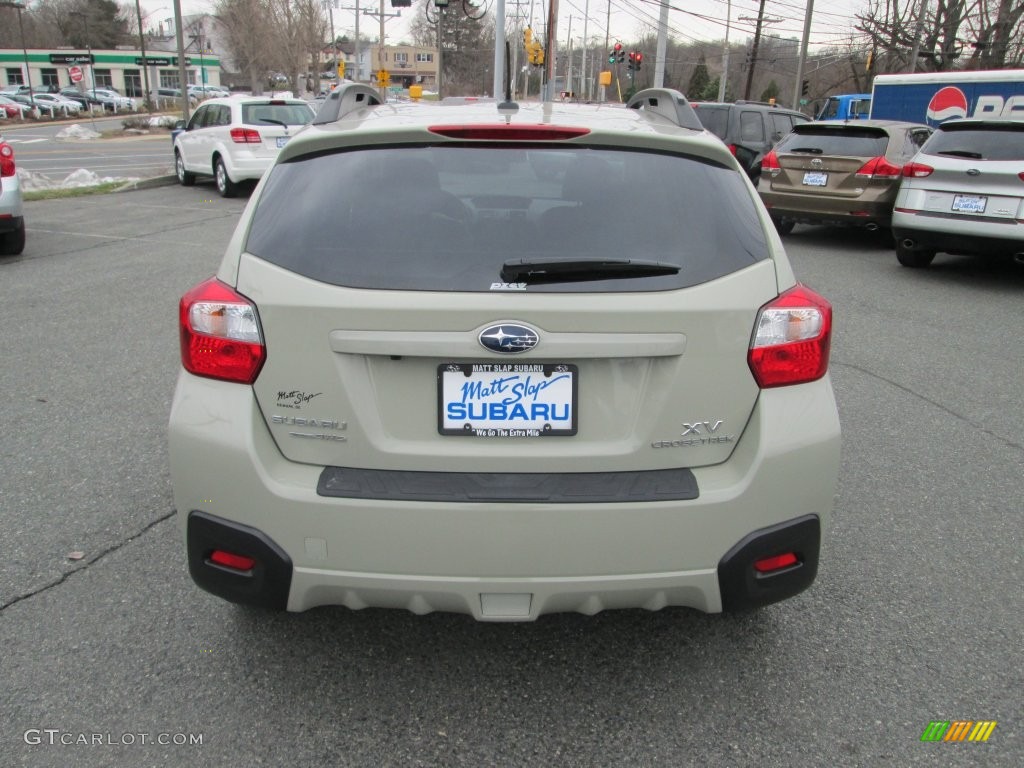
top-left (0, 185), bottom-right (1021, 767)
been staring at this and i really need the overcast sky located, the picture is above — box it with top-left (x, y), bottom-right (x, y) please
top-left (174, 0), bottom-right (869, 54)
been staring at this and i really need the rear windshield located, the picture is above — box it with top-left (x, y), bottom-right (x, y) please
top-left (922, 123), bottom-right (1024, 161)
top-left (692, 106), bottom-right (729, 140)
top-left (245, 145), bottom-right (768, 293)
top-left (241, 102), bottom-right (314, 126)
top-left (775, 126), bottom-right (889, 156)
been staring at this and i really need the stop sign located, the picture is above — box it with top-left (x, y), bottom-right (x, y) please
top-left (69, 65), bottom-right (83, 83)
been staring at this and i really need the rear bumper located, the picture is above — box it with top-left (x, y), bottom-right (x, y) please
top-left (761, 189), bottom-right (895, 228)
top-left (170, 373), bottom-right (841, 621)
top-left (892, 211), bottom-right (1024, 257)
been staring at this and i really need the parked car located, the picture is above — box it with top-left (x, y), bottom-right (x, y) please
top-left (691, 100), bottom-right (811, 184)
top-left (80, 88), bottom-right (134, 111)
top-left (0, 131), bottom-right (26, 255)
top-left (156, 87), bottom-right (198, 107)
top-left (8, 94), bottom-right (57, 118)
top-left (58, 87), bottom-right (102, 109)
top-left (0, 95), bottom-right (31, 119)
top-left (188, 84), bottom-right (230, 100)
top-left (168, 84), bottom-right (841, 620)
top-left (173, 95), bottom-right (316, 197)
top-left (26, 91), bottom-right (83, 115)
top-left (892, 119), bottom-right (1024, 268)
top-left (758, 120), bottom-right (933, 234)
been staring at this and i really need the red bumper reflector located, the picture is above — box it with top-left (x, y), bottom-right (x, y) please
top-left (210, 550), bottom-right (257, 571)
top-left (753, 552), bottom-right (798, 573)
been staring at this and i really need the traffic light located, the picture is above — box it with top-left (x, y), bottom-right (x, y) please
top-left (524, 27), bottom-right (532, 48)
top-left (801, 79), bottom-right (809, 96)
top-left (634, 52), bottom-right (643, 70)
top-left (612, 42), bottom-right (623, 64)
top-left (608, 49), bottom-right (616, 64)
top-left (627, 51), bottom-right (636, 71)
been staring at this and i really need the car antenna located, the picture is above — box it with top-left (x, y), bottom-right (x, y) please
top-left (498, 41), bottom-right (518, 116)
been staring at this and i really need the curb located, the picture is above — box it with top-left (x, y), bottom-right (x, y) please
top-left (115, 175), bottom-right (179, 192)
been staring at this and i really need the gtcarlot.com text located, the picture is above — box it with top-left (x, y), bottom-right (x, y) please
top-left (24, 729), bottom-right (203, 746)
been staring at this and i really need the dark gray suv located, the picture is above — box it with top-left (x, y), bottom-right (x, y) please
top-left (692, 101), bottom-right (810, 184)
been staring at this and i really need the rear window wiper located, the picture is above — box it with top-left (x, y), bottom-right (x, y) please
top-left (936, 149), bottom-right (984, 159)
top-left (259, 117), bottom-right (288, 128)
top-left (501, 257), bottom-right (681, 285)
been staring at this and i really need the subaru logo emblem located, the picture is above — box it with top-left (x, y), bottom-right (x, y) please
top-left (478, 324), bottom-right (539, 354)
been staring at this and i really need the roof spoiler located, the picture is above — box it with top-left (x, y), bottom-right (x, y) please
top-left (312, 83), bottom-right (384, 125)
top-left (625, 88), bottom-right (703, 131)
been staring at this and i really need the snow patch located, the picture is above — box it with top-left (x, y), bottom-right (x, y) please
top-left (55, 124), bottom-right (103, 140)
top-left (19, 168), bottom-right (139, 192)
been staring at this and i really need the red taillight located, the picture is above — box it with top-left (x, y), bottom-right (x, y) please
top-left (855, 156), bottom-right (902, 179)
top-left (427, 124), bottom-right (590, 141)
top-left (209, 550), bottom-right (256, 571)
top-left (753, 552), bottom-right (799, 573)
top-left (1018, 171), bottom-right (1024, 182)
top-left (726, 143), bottom-right (739, 157)
top-left (230, 127), bottom-right (262, 144)
top-left (902, 162), bottom-right (934, 178)
top-left (179, 277), bottom-right (266, 384)
top-left (761, 149), bottom-right (781, 174)
top-left (748, 284), bottom-right (832, 388)
top-left (0, 142), bottom-right (15, 177)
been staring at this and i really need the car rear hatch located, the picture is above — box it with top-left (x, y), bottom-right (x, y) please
top-left (766, 124), bottom-right (897, 200)
top-left (236, 143), bottom-right (781, 474)
top-left (239, 100), bottom-right (313, 154)
top-left (901, 122), bottom-right (1024, 221)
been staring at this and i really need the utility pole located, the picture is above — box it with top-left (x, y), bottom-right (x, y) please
top-left (743, 0), bottom-right (767, 100)
top-left (908, 0), bottom-right (929, 72)
top-left (717, 0), bottom-right (731, 101)
top-left (544, 0), bottom-right (558, 101)
top-left (654, 0), bottom-right (668, 88)
top-left (792, 0), bottom-right (813, 110)
top-left (363, 0), bottom-right (401, 98)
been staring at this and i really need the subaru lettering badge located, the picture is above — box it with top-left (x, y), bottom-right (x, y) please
top-left (478, 324), bottom-right (540, 354)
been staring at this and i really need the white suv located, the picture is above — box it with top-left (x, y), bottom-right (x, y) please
top-left (173, 95), bottom-right (315, 197)
top-left (0, 132), bottom-right (25, 255)
top-left (169, 85), bottom-right (841, 620)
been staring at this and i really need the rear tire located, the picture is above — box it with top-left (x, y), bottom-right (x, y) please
top-left (214, 157), bottom-right (239, 198)
top-left (175, 151), bottom-right (196, 186)
top-left (0, 220), bottom-right (26, 256)
top-left (771, 216), bottom-right (795, 235)
top-left (896, 242), bottom-right (935, 268)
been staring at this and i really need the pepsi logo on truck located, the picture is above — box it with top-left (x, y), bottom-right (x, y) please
top-left (869, 69), bottom-right (1024, 126)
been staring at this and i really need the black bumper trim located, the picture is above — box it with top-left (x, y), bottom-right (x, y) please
top-left (317, 466), bottom-right (699, 503)
top-left (717, 514), bottom-right (820, 611)
top-left (187, 511), bottom-right (292, 610)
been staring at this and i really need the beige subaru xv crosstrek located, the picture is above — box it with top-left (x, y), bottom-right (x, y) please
top-left (169, 85), bottom-right (841, 621)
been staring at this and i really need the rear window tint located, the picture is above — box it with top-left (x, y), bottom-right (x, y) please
top-left (242, 102), bottom-right (314, 126)
top-left (245, 146), bottom-right (769, 293)
top-left (776, 127), bottom-right (889, 156)
top-left (922, 124), bottom-right (1024, 161)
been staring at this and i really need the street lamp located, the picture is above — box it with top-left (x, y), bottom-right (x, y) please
top-left (0, 1), bottom-right (36, 115)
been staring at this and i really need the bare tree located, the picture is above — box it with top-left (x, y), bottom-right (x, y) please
top-left (214, 0), bottom-right (275, 93)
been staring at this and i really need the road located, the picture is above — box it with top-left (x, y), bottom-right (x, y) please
top-left (0, 186), bottom-right (1021, 767)
top-left (2, 115), bottom-right (177, 182)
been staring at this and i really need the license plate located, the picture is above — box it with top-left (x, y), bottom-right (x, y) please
top-left (276, 136), bottom-right (289, 149)
top-left (438, 363), bottom-right (578, 437)
top-left (951, 194), bottom-right (987, 213)
top-left (802, 171), bottom-right (828, 187)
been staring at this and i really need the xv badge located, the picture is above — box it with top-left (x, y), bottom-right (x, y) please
top-left (681, 420), bottom-right (724, 436)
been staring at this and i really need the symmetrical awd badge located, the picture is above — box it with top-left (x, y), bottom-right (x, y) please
top-left (478, 324), bottom-right (540, 354)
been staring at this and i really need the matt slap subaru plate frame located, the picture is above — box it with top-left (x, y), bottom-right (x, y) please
top-left (438, 362), bottom-right (579, 437)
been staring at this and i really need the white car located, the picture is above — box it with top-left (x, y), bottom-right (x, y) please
top-left (26, 92), bottom-right (83, 115)
top-left (1, 131), bottom-right (25, 254)
top-left (173, 95), bottom-right (315, 197)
